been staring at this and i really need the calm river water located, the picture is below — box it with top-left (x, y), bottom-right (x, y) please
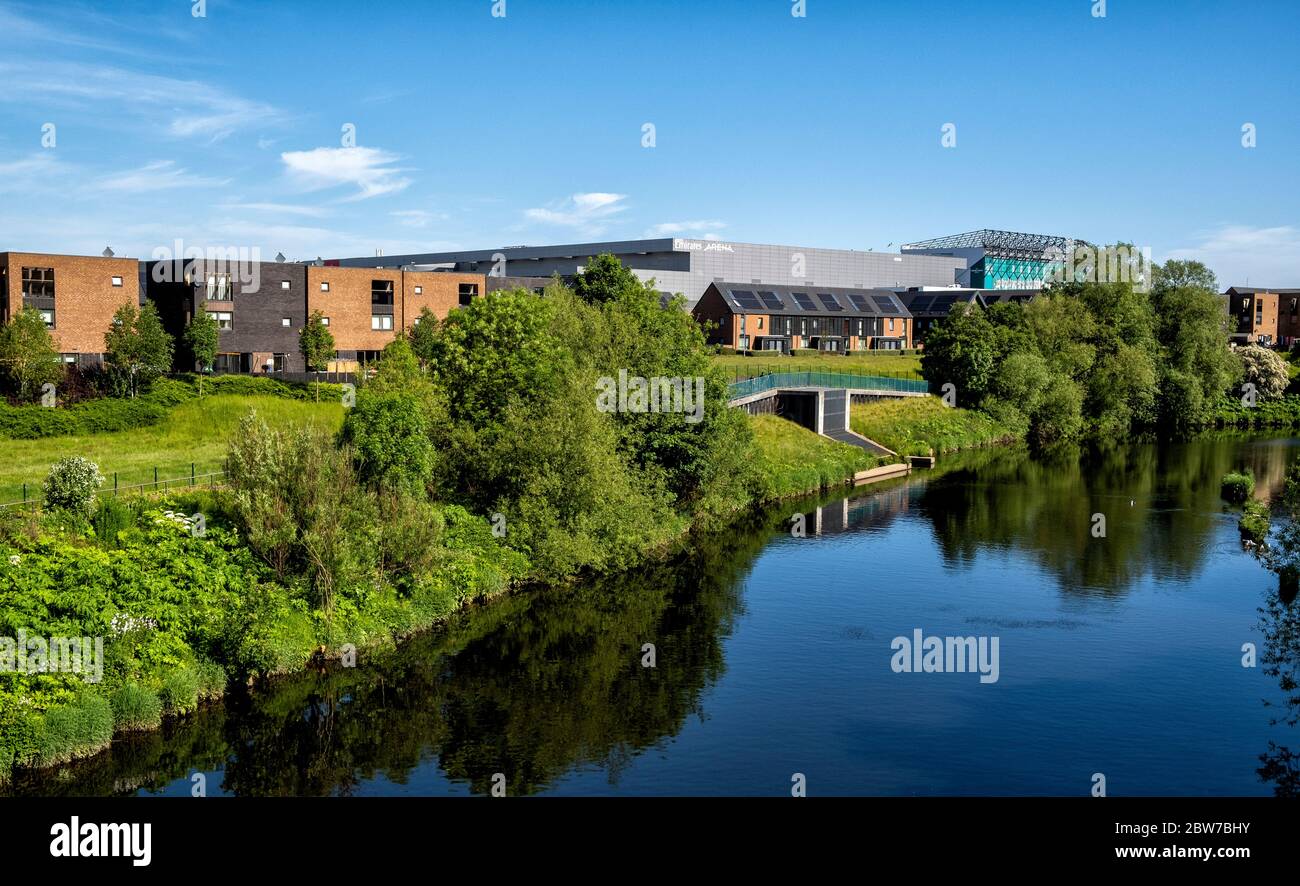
top-left (13, 436), bottom-right (1300, 796)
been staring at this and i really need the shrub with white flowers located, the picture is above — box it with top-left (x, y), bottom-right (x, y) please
top-left (42, 457), bottom-right (104, 517)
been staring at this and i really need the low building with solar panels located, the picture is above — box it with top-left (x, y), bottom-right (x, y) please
top-left (896, 287), bottom-right (1038, 346)
top-left (692, 282), bottom-right (913, 353)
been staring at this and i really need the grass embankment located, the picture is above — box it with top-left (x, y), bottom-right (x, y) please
top-left (712, 351), bottom-right (922, 380)
top-left (749, 413), bottom-right (890, 500)
top-left (0, 396), bottom-right (343, 503)
top-left (850, 396), bottom-right (1016, 457)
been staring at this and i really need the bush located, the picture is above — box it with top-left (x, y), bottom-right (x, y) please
top-left (1221, 470), bottom-right (1255, 503)
top-left (92, 496), bottom-right (135, 548)
top-left (158, 668), bottom-right (200, 716)
top-left (111, 683), bottom-right (163, 732)
top-left (1240, 500), bottom-right (1270, 544)
top-left (43, 457), bottom-right (104, 516)
top-left (33, 691), bottom-right (114, 766)
top-left (1237, 345), bottom-right (1289, 400)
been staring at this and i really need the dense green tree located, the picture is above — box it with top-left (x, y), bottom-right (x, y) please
top-left (104, 302), bottom-right (174, 398)
top-left (340, 341), bottom-right (440, 496)
top-left (0, 306), bottom-right (63, 401)
top-left (920, 303), bottom-right (997, 407)
top-left (573, 253), bottom-right (642, 305)
top-left (1153, 259), bottom-right (1218, 295)
top-left (407, 306), bottom-right (439, 370)
top-left (299, 310), bottom-right (336, 401)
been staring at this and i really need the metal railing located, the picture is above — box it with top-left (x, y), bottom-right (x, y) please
top-left (728, 371), bottom-right (930, 401)
top-left (0, 467), bottom-right (227, 510)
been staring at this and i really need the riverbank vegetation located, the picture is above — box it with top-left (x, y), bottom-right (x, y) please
top-left (850, 397), bottom-right (1015, 457)
top-left (919, 259), bottom-right (1252, 445)
top-left (0, 255), bottom-right (864, 783)
top-left (749, 414), bottom-right (886, 499)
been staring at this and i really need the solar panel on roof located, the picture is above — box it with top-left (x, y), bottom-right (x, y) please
top-left (791, 292), bottom-right (818, 311)
top-left (910, 295), bottom-right (935, 312)
top-left (732, 289), bottom-right (762, 310)
top-left (872, 294), bottom-right (901, 313)
top-left (847, 294), bottom-right (873, 312)
top-left (757, 290), bottom-right (785, 310)
top-left (816, 293), bottom-right (844, 311)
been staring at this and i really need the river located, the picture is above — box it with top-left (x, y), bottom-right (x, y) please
top-left (11, 435), bottom-right (1300, 796)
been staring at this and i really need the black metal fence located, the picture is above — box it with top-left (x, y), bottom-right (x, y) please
top-left (1, 467), bottom-right (227, 510)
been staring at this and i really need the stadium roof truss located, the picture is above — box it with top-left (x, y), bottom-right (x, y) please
top-left (902, 229), bottom-right (1082, 261)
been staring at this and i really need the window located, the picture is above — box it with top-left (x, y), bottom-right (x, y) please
top-left (111, 276), bottom-right (123, 287)
top-left (206, 274), bottom-right (231, 299)
top-left (281, 318), bottom-right (292, 327)
top-left (414, 286), bottom-right (423, 295)
top-left (212, 354), bottom-right (239, 373)
top-left (757, 317), bottom-right (764, 330)
top-left (458, 283), bottom-right (479, 306)
top-left (739, 315), bottom-right (746, 332)
top-left (39, 310), bottom-right (55, 328)
top-left (320, 316), bottom-right (330, 326)
top-left (21, 267), bottom-right (54, 298)
top-left (273, 354), bottom-right (286, 373)
top-left (61, 354), bottom-right (76, 364)
top-left (281, 281), bottom-right (291, 290)
top-left (371, 314), bottom-right (394, 331)
top-left (215, 312), bottom-right (233, 330)
top-left (371, 280), bottom-right (395, 305)
top-left (888, 318), bottom-right (895, 332)
top-left (320, 282), bottom-right (330, 292)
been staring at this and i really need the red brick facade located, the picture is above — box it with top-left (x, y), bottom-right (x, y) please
top-left (0, 252), bottom-right (139, 357)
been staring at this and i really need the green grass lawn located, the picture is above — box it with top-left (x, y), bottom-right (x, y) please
top-left (0, 395), bottom-right (344, 504)
top-left (851, 396), bottom-right (1015, 457)
top-left (712, 351), bottom-right (923, 381)
top-left (749, 413), bottom-right (887, 500)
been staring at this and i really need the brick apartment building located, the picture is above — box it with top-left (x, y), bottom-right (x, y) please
top-left (145, 259), bottom-right (487, 373)
top-left (305, 266), bottom-right (483, 368)
top-left (1225, 287), bottom-right (1300, 347)
top-left (0, 252), bottom-right (141, 364)
top-left (146, 258), bottom-right (310, 373)
top-left (693, 282), bottom-right (913, 352)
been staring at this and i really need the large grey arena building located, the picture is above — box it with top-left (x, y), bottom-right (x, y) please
top-left (331, 238), bottom-right (967, 307)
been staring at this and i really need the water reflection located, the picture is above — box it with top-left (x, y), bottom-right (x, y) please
top-left (7, 437), bottom-right (1298, 796)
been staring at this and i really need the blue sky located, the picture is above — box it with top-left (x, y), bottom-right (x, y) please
top-left (0, 0), bottom-right (1296, 285)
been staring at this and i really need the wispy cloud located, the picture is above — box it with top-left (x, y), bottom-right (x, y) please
top-left (216, 201), bottom-right (332, 218)
top-left (0, 60), bottom-right (281, 141)
top-left (644, 219), bottom-right (727, 239)
top-left (1165, 224), bottom-right (1300, 289)
top-left (524, 192), bottom-right (628, 235)
top-left (94, 160), bottom-right (230, 192)
top-left (391, 209), bottom-right (447, 228)
top-left (280, 146), bottom-right (412, 201)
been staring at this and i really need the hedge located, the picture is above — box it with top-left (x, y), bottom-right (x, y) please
top-left (0, 375), bottom-right (347, 440)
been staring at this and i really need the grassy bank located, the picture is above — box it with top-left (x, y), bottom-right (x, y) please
top-left (851, 396), bottom-right (1016, 457)
top-left (749, 413), bottom-right (890, 499)
top-left (0, 395), bottom-right (343, 503)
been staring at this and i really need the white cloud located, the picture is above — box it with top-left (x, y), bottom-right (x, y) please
top-left (216, 202), bottom-right (332, 218)
top-left (525, 192), bottom-right (627, 234)
top-left (281, 146), bottom-right (412, 201)
top-left (391, 209), bottom-right (446, 228)
top-left (644, 219), bottom-right (727, 239)
top-left (94, 160), bottom-right (230, 193)
top-left (0, 152), bottom-right (61, 180)
top-left (0, 61), bottom-right (281, 142)
top-left (1164, 224), bottom-right (1300, 289)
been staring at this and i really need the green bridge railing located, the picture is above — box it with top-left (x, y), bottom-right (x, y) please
top-left (728, 371), bottom-right (930, 401)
